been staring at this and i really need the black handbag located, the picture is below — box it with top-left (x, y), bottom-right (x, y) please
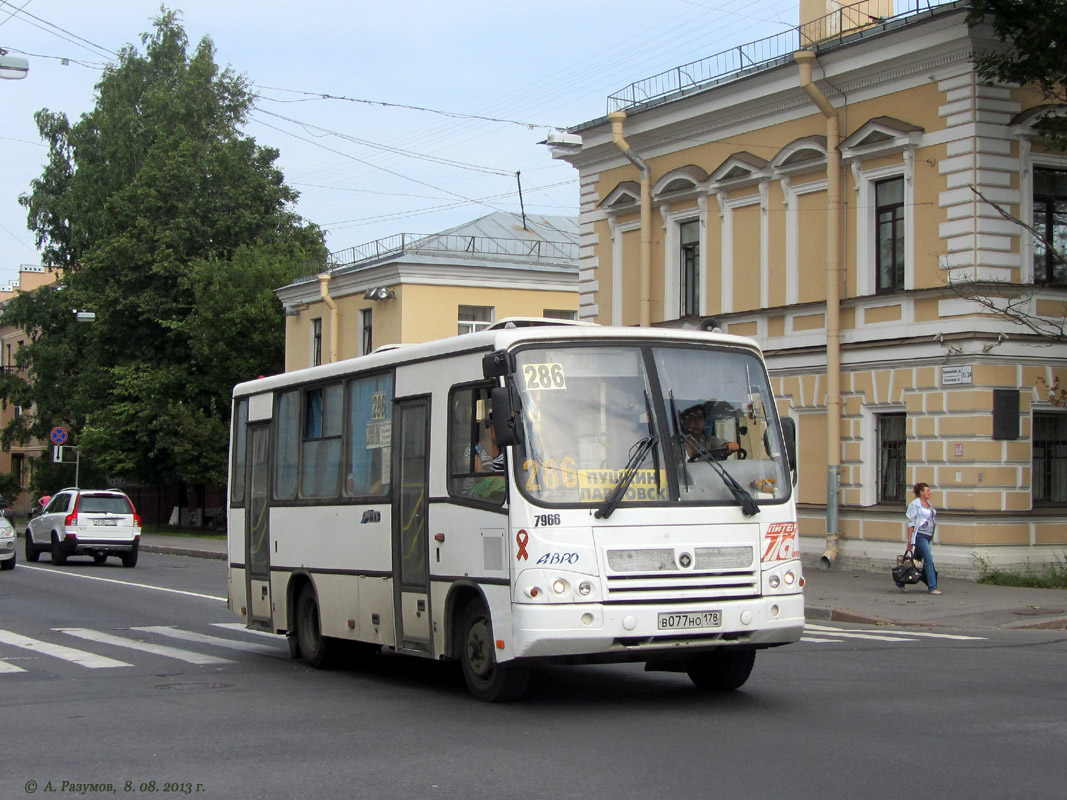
top-left (891, 552), bottom-right (923, 586)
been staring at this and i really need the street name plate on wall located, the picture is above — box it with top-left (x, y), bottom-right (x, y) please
top-left (941, 365), bottom-right (972, 386)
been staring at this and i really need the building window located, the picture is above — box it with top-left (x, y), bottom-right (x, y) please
top-left (458, 305), bottom-right (494, 335)
top-left (543, 309), bottom-right (577, 320)
top-left (875, 177), bottom-right (905, 293)
top-left (877, 413), bottom-right (906, 504)
top-left (1032, 167), bottom-right (1067, 285)
top-left (360, 308), bottom-right (373, 356)
top-left (679, 219), bottom-right (700, 317)
top-left (1033, 412), bottom-right (1067, 506)
top-left (311, 318), bottom-right (322, 367)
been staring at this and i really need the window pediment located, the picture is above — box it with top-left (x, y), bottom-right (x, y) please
top-left (598, 180), bottom-right (642, 210)
top-left (652, 165), bottom-right (709, 199)
top-left (709, 152), bottom-right (770, 188)
top-left (840, 116), bottom-right (923, 162)
top-left (1012, 104), bottom-right (1067, 141)
top-left (772, 135), bottom-right (828, 176)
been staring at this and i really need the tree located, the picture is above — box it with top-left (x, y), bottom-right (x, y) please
top-left (968, 0), bottom-right (1067, 148)
top-left (2, 9), bottom-right (325, 496)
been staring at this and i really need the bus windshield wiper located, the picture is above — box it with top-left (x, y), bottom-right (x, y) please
top-left (595, 432), bottom-right (658, 520)
top-left (680, 432), bottom-right (761, 517)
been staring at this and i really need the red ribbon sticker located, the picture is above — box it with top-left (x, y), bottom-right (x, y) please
top-left (516, 530), bottom-right (529, 561)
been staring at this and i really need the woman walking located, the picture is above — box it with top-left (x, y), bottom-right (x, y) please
top-left (906, 482), bottom-right (940, 594)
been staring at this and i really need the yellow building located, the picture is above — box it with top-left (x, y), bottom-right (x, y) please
top-left (554, 1), bottom-right (1067, 574)
top-left (0, 265), bottom-right (60, 514)
top-left (277, 212), bottom-right (578, 371)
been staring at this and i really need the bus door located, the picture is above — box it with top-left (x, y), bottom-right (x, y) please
top-left (245, 423), bottom-right (272, 627)
top-left (392, 397), bottom-right (432, 654)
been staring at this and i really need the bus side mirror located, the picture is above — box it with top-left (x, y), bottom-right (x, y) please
top-left (490, 385), bottom-right (523, 447)
top-left (482, 349), bottom-right (515, 379)
top-left (780, 416), bottom-right (797, 474)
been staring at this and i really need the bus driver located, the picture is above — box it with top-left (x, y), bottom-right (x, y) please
top-left (679, 403), bottom-right (740, 460)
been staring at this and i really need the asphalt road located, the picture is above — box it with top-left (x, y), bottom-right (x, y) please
top-left (1, 552), bottom-right (1065, 799)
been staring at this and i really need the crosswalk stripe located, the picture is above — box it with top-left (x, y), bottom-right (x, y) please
top-left (56, 628), bottom-right (234, 665)
top-left (211, 622), bottom-right (285, 640)
top-left (806, 623), bottom-right (986, 641)
top-left (0, 659), bottom-right (28, 673)
top-left (800, 636), bottom-right (845, 643)
top-left (0, 629), bottom-right (132, 668)
top-left (802, 630), bottom-right (917, 642)
top-left (133, 626), bottom-right (284, 656)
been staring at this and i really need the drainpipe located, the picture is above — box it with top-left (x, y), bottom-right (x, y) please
top-left (795, 49), bottom-right (842, 569)
top-left (608, 111), bottom-right (652, 327)
top-left (318, 273), bottom-right (339, 364)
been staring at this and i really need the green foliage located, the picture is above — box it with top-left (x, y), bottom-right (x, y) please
top-left (2, 8), bottom-right (325, 491)
top-left (974, 553), bottom-right (1067, 589)
top-left (968, 0), bottom-right (1067, 149)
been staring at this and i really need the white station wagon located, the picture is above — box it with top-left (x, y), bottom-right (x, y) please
top-left (25, 488), bottom-right (142, 568)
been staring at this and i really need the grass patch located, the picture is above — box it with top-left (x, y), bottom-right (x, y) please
top-left (973, 553), bottom-right (1067, 590)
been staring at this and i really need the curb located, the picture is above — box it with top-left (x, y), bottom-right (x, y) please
top-left (806, 606), bottom-right (896, 626)
top-left (140, 544), bottom-right (225, 561)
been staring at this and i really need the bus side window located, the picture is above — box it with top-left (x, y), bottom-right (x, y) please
top-left (345, 373), bottom-right (393, 498)
top-left (300, 383), bottom-right (343, 498)
top-left (448, 384), bottom-right (505, 505)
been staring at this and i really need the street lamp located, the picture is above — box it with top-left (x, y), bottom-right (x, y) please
top-left (0, 52), bottom-right (29, 80)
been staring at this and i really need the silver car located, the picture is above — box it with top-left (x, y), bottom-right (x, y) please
top-left (0, 515), bottom-right (15, 570)
top-left (25, 488), bottom-right (142, 568)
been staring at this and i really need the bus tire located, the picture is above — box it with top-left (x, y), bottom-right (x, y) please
top-left (295, 583), bottom-right (335, 669)
top-left (458, 600), bottom-right (530, 702)
top-left (685, 648), bottom-right (755, 692)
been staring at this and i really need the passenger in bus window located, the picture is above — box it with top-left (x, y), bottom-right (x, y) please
top-left (467, 420), bottom-right (506, 501)
top-left (680, 404), bottom-right (739, 460)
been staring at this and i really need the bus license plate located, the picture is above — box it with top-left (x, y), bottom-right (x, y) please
top-left (93, 519), bottom-right (117, 526)
top-left (657, 610), bottom-right (721, 630)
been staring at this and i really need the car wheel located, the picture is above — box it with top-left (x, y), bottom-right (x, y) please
top-left (685, 649), bottom-right (756, 692)
top-left (458, 599), bottom-right (530, 702)
top-left (24, 531), bottom-right (40, 563)
top-left (120, 549), bottom-right (138, 568)
top-left (51, 534), bottom-right (68, 566)
top-left (0, 553), bottom-right (13, 571)
top-left (294, 583), bottom-right (336, 668)
top-left (93, 554), bottom-right (108, 564)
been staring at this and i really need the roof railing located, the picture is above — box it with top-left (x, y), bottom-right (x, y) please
top-left (606, 1), bottom-right (962, 114)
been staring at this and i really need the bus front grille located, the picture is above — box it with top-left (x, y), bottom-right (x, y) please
top-left (604, 571), bottom-right (758, 602)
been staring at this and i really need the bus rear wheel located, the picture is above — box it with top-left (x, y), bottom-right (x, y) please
top-left (685, 649), bottom-right (756, 691)
top-left (295, 583), bottom-right (335, 669)
top-left (459, 600), bottom-right (530, 702)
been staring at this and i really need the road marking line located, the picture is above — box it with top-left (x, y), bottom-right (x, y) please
top-left (17, 564), bottom-right (226, 602)
top-left (802, 629), bottom-right (918, 642)
top-left (133, 626), bottom-right (283, 656)
top-left (0, 659), bottom-right (28, 673)
top-left (0, 629), bottom-right (132, 668)
top-left (800, 636), bottom-right (845, 643)
top-left (806, 623), bottom-right (986, 641)
top-left (211, 623), bottom-right (286, 640)
top-left (56, 628), bottom-right (234, 665)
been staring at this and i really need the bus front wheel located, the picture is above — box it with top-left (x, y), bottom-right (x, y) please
top-left (295, 583), bottom-right (335, 669)
top-left (685, 648), bottom-right (755, 691)
top-left (458, 600), bottom-right (530, 702)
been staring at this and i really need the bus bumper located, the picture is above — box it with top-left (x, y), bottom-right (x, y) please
top-left (509, 593), bottom-right (804, 661)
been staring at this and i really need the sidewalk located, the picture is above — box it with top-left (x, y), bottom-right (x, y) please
top-left (138, 534), bottom-right (1067, 632)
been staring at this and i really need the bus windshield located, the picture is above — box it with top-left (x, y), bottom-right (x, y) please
top-left (512, 343), bottom-right (790, 509)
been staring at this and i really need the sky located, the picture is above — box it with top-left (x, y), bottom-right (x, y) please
top-left (0, 0), bottom-right (804, 286)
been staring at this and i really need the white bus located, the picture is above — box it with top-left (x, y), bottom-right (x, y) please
top-left (227, 321), bottom-right (803, 701)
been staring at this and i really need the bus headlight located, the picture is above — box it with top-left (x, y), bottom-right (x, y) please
top-left (577, 581), bottom-right (592, 596)
top-left (552, 579), bottom-right (569, 596)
